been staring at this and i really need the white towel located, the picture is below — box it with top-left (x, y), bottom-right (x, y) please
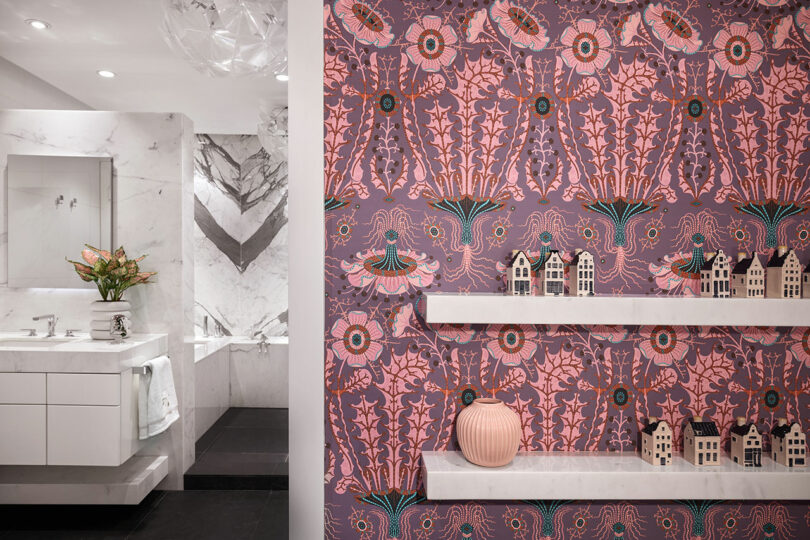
top-left (138, 355), bottom-right (180, 440)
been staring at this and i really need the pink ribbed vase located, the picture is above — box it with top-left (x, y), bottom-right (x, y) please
top-left (456, 398), bottom-right (521, 467)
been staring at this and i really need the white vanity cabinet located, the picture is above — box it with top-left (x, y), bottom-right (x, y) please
top-left (0, 371), bottom-right (143, 466)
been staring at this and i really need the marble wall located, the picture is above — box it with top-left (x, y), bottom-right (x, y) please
top-left (194, 134), bottom-right (288, 337)
top-left (0, 110), bottom-right (196, 489)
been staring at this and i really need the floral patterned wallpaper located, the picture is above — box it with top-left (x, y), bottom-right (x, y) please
top-left (324, 0), bottom-right (810, 538)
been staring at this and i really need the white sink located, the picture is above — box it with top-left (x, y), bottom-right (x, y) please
top-left (0, 338), bottom-right (76, 348)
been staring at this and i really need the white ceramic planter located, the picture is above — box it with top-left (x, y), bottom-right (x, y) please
top-left (90, 301), bottom-right (131, 340)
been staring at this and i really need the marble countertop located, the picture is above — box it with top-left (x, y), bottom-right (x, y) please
top-left (422, 451), bottom-right (810, 500)
top-left (0, 333), bottom-right (169, 373)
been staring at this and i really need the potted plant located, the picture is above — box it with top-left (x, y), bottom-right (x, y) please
top-left (67, 245), bottom-right (156, 340)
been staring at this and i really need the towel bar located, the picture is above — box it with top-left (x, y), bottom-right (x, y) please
top-left (132, 365), bottom-right (151, 375)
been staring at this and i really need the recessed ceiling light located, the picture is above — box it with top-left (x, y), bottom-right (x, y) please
top-left (26, 19), bottom-right (51, 30)
top-left (96, 70), bottom-right (116, 79)
top-left (275, 73), bottom-right (289, 82)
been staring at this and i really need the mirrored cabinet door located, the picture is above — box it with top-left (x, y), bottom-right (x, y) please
top-left (7, 155), bottom-right (114, 288)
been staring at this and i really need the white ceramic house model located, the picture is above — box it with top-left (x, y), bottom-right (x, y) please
top-left (803, 262), bottom-right (810, 299)
top-left (700, 249), bottom-right (730, 298)
top-left (535, 250), bottom-right (565, 296)
top-left (766, 246), bottom-right (802, 298)
top-left (730, 417), bottom-right (762, 467)
top-left (731, 252), bottom-right (764, 298)
top-left (683, 416), bottom-right (721, 466)
top-left (641, 417), bottom-right (672, 466)
top-left (771, 418), bottom-right (806, 468)
top-left (568, 249), bottom-right (594, 297)
top-left (506, 250), bottom-right (532, 296)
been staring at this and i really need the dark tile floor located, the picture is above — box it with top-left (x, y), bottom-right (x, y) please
top-left (0, 408), bottom-right (290, 539)
top-left (185, 408), bottom-right (288, 490)
top-left (0, 490), bottom-right (288, 539)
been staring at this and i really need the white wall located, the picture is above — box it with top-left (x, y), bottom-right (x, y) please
top-left (0, 57), bottom-right (90, 110)
top-left (0, 110), bottom-right (196, 489)
top-left (288, 0), bottom-right (325, 537)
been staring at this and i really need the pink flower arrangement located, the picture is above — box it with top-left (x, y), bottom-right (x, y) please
top-left (638, 325), bottom-right (690, 367)
top-left (490, 0), bottom-right (549, 51)
top-left (644, 4), bottom-right (702, 54)
top-left (67, 245), bottom-right (156, 302)
top-left (712, 22), bottom-right (764, 78)
top-left (333, 0), bottom-right (394, 48)
top-left (560, 19), bottom-right (612, 75)
top-left (330, 311), bottom-right (384, 367)
top-left (404, 15), bottom-right (458, 72)
top-left (485, 324), bottom-right (539, 366)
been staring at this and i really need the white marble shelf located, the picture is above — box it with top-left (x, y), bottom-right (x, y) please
top-left (0, 455), bottom-right (168, 505)
top-left (423, 294), bottom-right (810, 326)
top-left (422, 451), bottom-right (810, 500)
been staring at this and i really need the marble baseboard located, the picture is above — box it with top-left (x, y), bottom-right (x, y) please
top-left (0, 454), bottom-right (168, 505)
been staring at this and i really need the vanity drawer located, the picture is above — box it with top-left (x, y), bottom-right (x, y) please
top-left (47, 405), bottom-right (121, 466)
top-left (0, 373), bottom-right (46, 404)
top-left (47, 373), bottom-right (120, 406)
top-left (0, 404), bottom-right (46, 465)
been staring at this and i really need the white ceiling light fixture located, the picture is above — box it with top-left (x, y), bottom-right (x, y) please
top-left (161, 0), bottom-right (287, 78)
top-left (275, 73), bottom-right (288, 82)
top-left (96, 70), bottom-right (116, 78)
top-left (25, 19), bottom-right (51, 30)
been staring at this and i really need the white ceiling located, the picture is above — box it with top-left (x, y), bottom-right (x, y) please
top-left (0, 0), bottom-right (287, 134)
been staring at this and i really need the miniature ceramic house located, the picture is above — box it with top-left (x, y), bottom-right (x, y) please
top-left (641, 417), bottom-right (672, 466)
top-left (506, 250), bottom-right (532, 296)
top-left (535, 250), bottom-right (565, 296)
top-left (731, 252), bottom-right (764, 298)
top-left (771, 418), bottom-right (807, 468)
top-left (568, 249), bottom-right (594, 297)
top-left (803, 262), bottom-right (810, 299)
top-left (766, 246), bottom-right (802, 298)
top-left (730, 417), bottom-right (762, 467)
top-left (700, 249), bottom-right (730, 298)
top-left (683, 415), bottom-right (721, 466)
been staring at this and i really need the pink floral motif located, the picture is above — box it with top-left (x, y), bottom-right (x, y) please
top-left (462, 9), bottom-right (488, 42)
top-left (333, 0), bottom-right (394, 48)
top-left (644, 4), bottom-right (702, 54)
top-left (405, 15), bottom-right (458, 72)
top-left (712, 22), bottom-right (764, 78)
top-left (638, 325), bottom-right (690, 366)
top-left (768, 16), bottom-right (792, 49)
top-left (485, 324), bottom-right (539, 366)
top-left (388, 303), bottom-right (414, 337)
top-left (436, 324), bottom-right (476, 344)
top-left (341, 246), bottom-right (440, 295)
top-left (737, 326), bottom-right (780, 346)
top-left (330, 311), bottom-right (384, 367)
top-left (617, 12), bottom-right (641, 47)
top-left (591, 325), bottom-right (628, 343)
top-left (798, 7), bottom-right (810, 42)
top-left (649, 252), bottom-right (701, 296)
top-left (560, 19), bottom-right (612, 75)
top-left (788, 327), bottom-right (810, 367)
top-left (490, 0), bottom-right (549, 51)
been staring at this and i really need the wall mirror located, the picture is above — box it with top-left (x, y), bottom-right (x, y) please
top-left (6, 155), bottom-right (115, 288)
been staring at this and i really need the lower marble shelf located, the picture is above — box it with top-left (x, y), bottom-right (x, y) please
top-left (0, 454), bottom-right (168, 505)
top-left (421, 451), bottom-right (810, 500)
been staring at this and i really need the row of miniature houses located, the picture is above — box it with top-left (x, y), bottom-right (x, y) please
top-left (506, 249), bottom-right (594, 297)
top-left (642, 416), bottom-right (806, 468)
top-left (703, 246), bottom-right (810, 298)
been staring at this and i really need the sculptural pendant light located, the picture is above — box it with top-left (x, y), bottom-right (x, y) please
top-left (161, 0), bottom-right (287, 77)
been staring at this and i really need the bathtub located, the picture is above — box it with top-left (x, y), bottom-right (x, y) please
top-left (192, 336), bottom-right (289, 441)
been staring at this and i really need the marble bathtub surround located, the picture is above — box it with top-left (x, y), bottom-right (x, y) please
top-left (194, 134), bottom-right (288, 338)
top-left (0, 110), bottom-right (196, 489)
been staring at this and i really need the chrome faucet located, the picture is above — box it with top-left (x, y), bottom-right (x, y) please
top-left (253, 330), bottom-right (268, 353)
top-left (32, 314), bottom-right (58, 337)
top-left (203, 315), bottom-right (209, 338)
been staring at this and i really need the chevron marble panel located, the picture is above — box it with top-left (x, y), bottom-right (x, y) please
top-left (194, 134), bottom-right (288, 337)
